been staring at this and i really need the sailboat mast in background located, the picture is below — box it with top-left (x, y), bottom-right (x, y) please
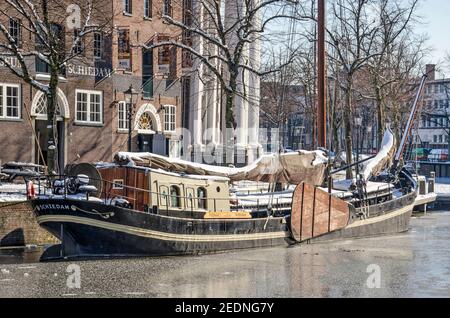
top-left (317, 0), bottom-right (327, 149)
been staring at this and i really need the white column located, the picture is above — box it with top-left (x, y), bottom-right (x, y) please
top-left (206, 78), bottom-right (218, 146)
top-left (247, 0), bottom-right (262, 162)
top-left (191, 0), bottom-right (205, 161)
top-left (225, 0), bottom-right (249, 165)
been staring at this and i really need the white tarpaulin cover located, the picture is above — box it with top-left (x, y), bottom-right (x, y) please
top-left (114, 151), bottom-right (328, 186)
top-left (362, 129), bottom-right (396, 181)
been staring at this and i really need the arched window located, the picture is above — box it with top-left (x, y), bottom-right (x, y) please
top-left (170, 185), bottom-right (181, 208)
top-left (197, 187), bottom-right (207, 210)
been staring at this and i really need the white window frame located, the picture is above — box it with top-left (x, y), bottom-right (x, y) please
top-left (0, 83), bottom-right (21, 120)
top-left (163, 0), bottom-right (172, 17)
top-left (9, 18), bottom-right (21, 47)
top-left (118, 101), bottom-right (129, 132)
top-left (144, 0), bottom-right (152, 18)
top-left (93, 32), bottom-right (103, 59)
top-left (164, 105), bottom-right (176, 132)
top-left (123, 0), bottom-right (132, 14)
top-left (112, 179), bottom-right (124, 190)
top-left (75, 89), bottom-right (103, 125)
top-left (73, 29), bottom-right (84, 55)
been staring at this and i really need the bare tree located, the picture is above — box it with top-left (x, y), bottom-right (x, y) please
top-left (0, 0), bottom-right (112, 173)
top-left (364, 0), bottom-right (423, 146)
top-left (326, 0), bottom-right (422, 178)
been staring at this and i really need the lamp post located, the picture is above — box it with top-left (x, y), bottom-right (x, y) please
top-left (355, 116), bottom-right (362, 179)
top-left (123, 85), bottom-right (139, 152)
top-left (367, 125), bottom-right (373, 154)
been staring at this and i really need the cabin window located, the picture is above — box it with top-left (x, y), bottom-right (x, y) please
top-left (186, 188), bottom-right (195, 208)
top-left (159, 186), bottom-right (169, 207)
top-left (197, 187), bottom-right (207, 210)
top-left (112, 179), bottom-right (124, 190)
top-left (170, 186), bottom-right (181, 208)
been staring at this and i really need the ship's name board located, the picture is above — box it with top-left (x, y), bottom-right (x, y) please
top-left (67, 64), bottom-right (112, 78)
top-left (35, 204), bottom-right (71, 211)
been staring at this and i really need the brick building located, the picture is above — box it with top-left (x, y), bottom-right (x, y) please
top-left (0, 0), bottom-right (188, 168)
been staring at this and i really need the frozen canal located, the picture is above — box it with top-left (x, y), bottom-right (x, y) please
top-left (0, 212), bottom-right (449, 298)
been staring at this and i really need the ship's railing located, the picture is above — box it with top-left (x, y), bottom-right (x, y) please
top-left (33, 175), bottom-right (292, 215)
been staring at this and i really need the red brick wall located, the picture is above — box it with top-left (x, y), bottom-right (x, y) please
top-left (0, 201), bottom-right (58, 247)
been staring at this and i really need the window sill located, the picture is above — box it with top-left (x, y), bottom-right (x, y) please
top-left (143, 16), bottom-right (152, 21)
top-left (0, 117), bottom-right (22, 122)
top-left (117, 129), bottom-right (129, 134)
top-left (73, 121), bottom-right (104, 127)
top-left (35, 74), bottom-right (68, 83)
top-left (123, 12), bottom-right (133, 17)
top-left (164, 130), bottom-right (176, 136)
top-left (116, 69), bottom-right (133, 74)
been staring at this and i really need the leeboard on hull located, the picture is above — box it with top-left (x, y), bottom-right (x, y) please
top-left (290, 183), bottom-right (351, 242)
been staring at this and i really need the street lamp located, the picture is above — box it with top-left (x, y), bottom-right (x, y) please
top-left (123, 85), bottom-right (139, 152)
top-left (367, 125), bottom-right (373, 154)
top-left (355, 116), bottom-right (362, 179)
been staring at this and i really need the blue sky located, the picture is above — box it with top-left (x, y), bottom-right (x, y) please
top-left (418, 0), bottom-right (450, 76)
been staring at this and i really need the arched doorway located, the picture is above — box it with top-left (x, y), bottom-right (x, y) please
top-left (30, 89), bottom-right (70, 170)
top-left (134, 103), bottom-right (166, 155)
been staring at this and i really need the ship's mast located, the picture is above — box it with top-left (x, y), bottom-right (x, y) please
top-left (317, 0), bottom-right (327, 148)
top-left (394, 74), bottom-right (428, 164)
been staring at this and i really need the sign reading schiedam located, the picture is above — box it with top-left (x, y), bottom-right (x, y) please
top-left (0, 56), bottom-right (20, 68)
top-left (67, 63), bottom-right (112, 78)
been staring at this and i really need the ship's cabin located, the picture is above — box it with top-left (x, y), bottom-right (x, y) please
top-left (97, 165), bottom-right (232, 218)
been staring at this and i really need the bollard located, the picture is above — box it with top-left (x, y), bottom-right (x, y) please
top-left (429, 172), bottom-right (435, 194)
top-left (415, 176), bottom-right (428, 214)
top-left (418, 176), bottom-right (426, 195)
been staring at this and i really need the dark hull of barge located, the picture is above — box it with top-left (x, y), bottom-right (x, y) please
top-left (31, 189), bottom-right (416, 261)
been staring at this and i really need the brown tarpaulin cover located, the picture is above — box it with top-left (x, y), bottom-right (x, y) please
top-left (114, 151), bottom-right (328, 186)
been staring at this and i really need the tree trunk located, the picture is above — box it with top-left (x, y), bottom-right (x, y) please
top-left (46, 66), bottom-right (59, 175)
top-left (375, 86), bottom-right (385, 149)
top-left (331, 72), bottom-right (340, 155)
top-left (344, 76), bottom-right (353, 179)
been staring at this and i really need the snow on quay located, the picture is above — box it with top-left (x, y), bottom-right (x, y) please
top-left (0, 182), bottom-right (27, 203)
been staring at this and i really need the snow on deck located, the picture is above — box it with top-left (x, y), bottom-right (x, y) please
top-left (332, 179), bottom-right (393, 192)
